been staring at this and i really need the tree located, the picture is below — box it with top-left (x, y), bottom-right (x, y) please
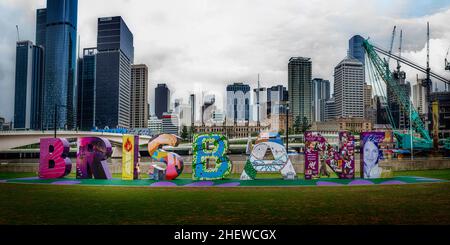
top-left (301, 116), bottom-right (312, 134)
top-left (181, 126), bottom-right (189, 141)
top-left (293, 116), bottom-right (312, 134)
top-left (293, 116), bottom-right (302, 134)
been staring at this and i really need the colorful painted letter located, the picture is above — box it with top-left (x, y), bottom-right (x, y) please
top-left (39, 138), bottom-right (72, 179)
top-left (192, 134), bottom-right (231, 180)
top-left (339, 132), bottom-right (356, 179)
top-left (76, 137), bottom-right (113, 179)
top-left (361, 132), bottom-right (385, 179)
top-left (148, 134), bottom-right (184, 181)
top-left (122, 135), bottom-right (140, 180)
top-left (304, 131), bottom-right (356, 180)
top-left (241, 132), bottom-right (296, 180)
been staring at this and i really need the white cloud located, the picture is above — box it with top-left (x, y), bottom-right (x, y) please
top-left (0, 0), bottom-right (449, 121)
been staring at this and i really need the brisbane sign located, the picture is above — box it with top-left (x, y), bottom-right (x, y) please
top-left (38, 131), bottom-right (388, 181)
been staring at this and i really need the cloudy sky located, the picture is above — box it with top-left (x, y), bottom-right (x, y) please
top-left (1, 0), bottom-right (449, 121)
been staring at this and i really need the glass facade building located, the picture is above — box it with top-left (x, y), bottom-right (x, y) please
top-left (95, 16), bottom-right (134, 129)
top-left (42, 0), bottom-right (78, 130)
top-left (35, 8), bottom-right (47, 47)
top-left (155, 84), bottom-right (171, 119)
top-left (226, 83), bottom-right (251, 122)
top-left (288, 57), bottom-right (312, 123)
top-left (77, 48), bottom-right (97, 130)
top-left (14, 41), bottom-right (44, 130)
top-left (312, 78), bottom-right (331, 122)
top-left (349, 35), bottom-right (365, 66)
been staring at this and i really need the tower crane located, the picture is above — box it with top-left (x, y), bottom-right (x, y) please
top-left (364, 39), bottom-right (433, 150)
top-left (386, 26), bottom-right (397, 66)
top-left (397, 30), bottom-right (403, 73)
top-left (446, 46), bottom-right (450, 71)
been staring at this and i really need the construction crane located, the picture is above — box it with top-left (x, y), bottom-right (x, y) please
top-left (397, 30), bottom-right (403, 73)
top-left (386, 26), bottom-right (397, 66)
top-left (371, 45), bottom-right (450, 85)
top-left (364, 39), bottom-right (433, 150)
top-left (446, 46), bottom-right (450, 71)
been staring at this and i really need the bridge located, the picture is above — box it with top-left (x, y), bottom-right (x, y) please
top-left (0, 131), bottom-right (345, 153)
top-left (0, 131), bottom-right (153, 152)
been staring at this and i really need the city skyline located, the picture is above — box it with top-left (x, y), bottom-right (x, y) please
top-left (1, 0), bottom-right (450, 121)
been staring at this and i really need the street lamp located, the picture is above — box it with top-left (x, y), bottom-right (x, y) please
top-left (285, 102), bottom-right (290, 150)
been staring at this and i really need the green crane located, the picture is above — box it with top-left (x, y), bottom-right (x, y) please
top-left (363, 39), bottom-right (433, 151)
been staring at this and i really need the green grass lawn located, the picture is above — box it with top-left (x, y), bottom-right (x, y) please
top-left (0, 169), bottom-right (449, 225)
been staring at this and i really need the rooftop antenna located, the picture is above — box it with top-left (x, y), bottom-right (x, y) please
top-left (427, 22), bottom-right (431, 82)
top-left (16, 25), bottom-right (20, 41)
top-left (397, 29), bottom-right (403, 73)
top-left (257, 74), bottom-right (261, 127)
top-left (423, 22), bottom-right (433, 105)
top-left (445, 46), bottom-right (450, 71)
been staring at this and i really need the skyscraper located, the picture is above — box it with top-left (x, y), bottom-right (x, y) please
top-left (190, 94), bottom-right (196, 126)
top-left (253, 87), bottom-right (268, 123)
top-left (312, 78), bottom-right (331, 122)
top-left (226, 83), bottom-right (251, 123)
top-left (42, 0), bottom-right (78, 130)
top-left (324, 97), bottom-right (337, 121)
top-left (95, 16), bottom-right (134, 129)
top-left (77, 48), bottom-right (97, 130)
top-left (413, 78), bottom-right (428, 115)
top-left (267, 85), bottom-right (288, 117)
top-left (288, 57), bottom-right (312, 123)
top-left (349, 35), bottom-right (365, 65)
top-left (155, 84), bottom-right (170, 119)
top-left (334, 56), bottom-right (365, 119)
top-left (14, 41), bottom-right (44, 130)
top-left (202, 94), bottom-right (216, 125)
top-left (35, 8), bottom-right (47, 47)
top-left (131, 64), bottom-right (149, 129)
top-left (388, 69), bottom-right (411, 129)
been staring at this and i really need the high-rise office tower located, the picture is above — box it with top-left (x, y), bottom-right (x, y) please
top-left (312, 78), bottom-right (331, 122)
top-left (162, 113), bottom-right (179, 135)
top-left (95, 16), bottom-right (134, 129)
top-left (388, 69), bottom-right (411, 129)
top-left (226, 83), bottom-right (251, 123)
top-left (14, 41), bottom-right (44, 130)
top-left (267, 85), bottom-right (288, 117)
top-left (364, 83), bottom-right (376, 124)
top-left (130, 64), bottom-right (149, 129)
top-left (288, 57), bottom-right (312, 123)
top-left (349, 35), bottom-right (365, 66)
top-left (42, 0), bottom-right (78, 130)
top-left (174, 99), bottom-right (183, 114)
top-left (178, 104), bottom-right (192, 127)
top-left (374, 95), bottom-right (389, 124)
top-left (155, 84), bottom-right (170, 119)
top-left (324, 97), bottom-right (337, 121)
top-left (413, 78), bottom-right (428, 115)
top-left (334, 56), bottom-right (365, 119)
top-left (202, 94), bottom-right (216, 124)
top-left (77, 48), bottom-right (97, 130)
top-left (190, 94), bottom-right (196, 126)
top-left (35, 8), bottom-right (47, 47)
top-left (253, 88), bottom-right (268, 123)
top-left (148, 116), bottom-right (163, 135)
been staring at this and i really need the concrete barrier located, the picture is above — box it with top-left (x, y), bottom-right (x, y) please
top-left (1, 155), bottom-right (449, 174)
